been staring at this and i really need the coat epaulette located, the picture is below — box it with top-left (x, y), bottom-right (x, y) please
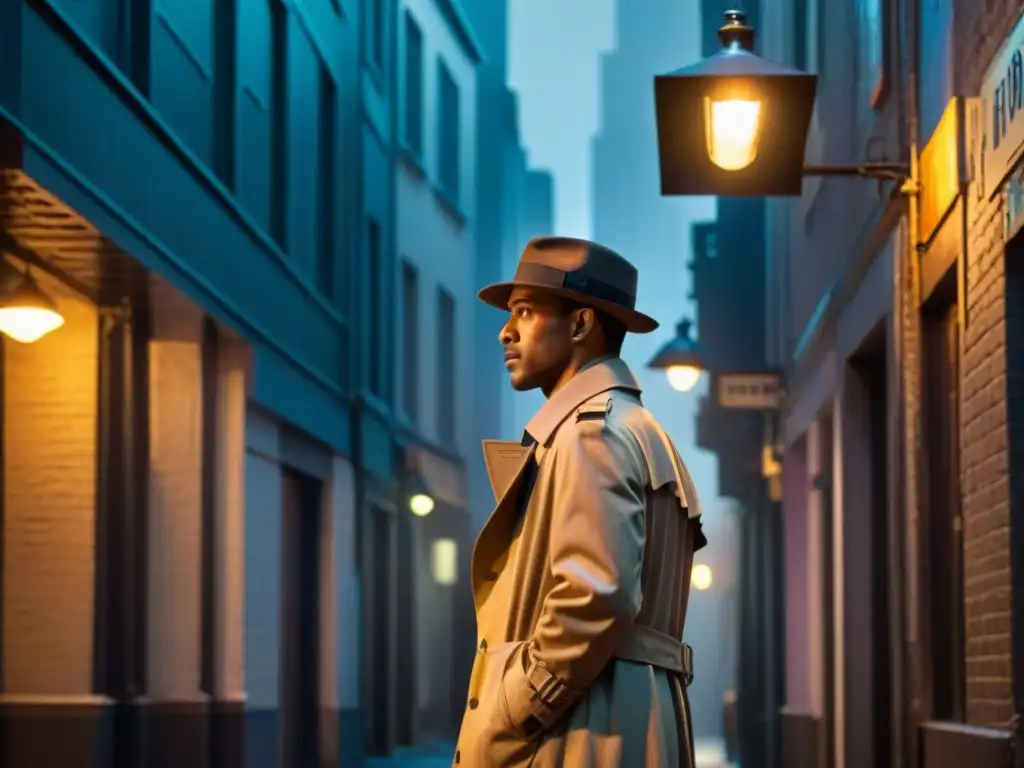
top-left (575, 398), bottom-right (613, 423)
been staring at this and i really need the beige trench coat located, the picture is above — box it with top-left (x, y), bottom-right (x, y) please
top-left (454, 357), bottom-right (705, 767)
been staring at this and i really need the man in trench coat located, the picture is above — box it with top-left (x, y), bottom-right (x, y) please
top-left (455, 236), bottom-right (708, 767)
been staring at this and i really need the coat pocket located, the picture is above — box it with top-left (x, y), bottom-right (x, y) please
top-left (461, 641), bottom-right (540, 766)
top-left (479, 641), bottom-right (524, 734)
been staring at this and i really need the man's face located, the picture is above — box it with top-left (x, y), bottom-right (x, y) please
top-left (499, 288), bottom-right (575, 393)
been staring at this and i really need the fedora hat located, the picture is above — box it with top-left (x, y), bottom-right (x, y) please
top-left (478, 236), bottom-right (659, 334)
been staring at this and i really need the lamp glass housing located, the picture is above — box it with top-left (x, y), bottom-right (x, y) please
top-left (666, 364), bottom-right (703, 392)
top-left (409, 492), bottom-right (435, 517)
top-left (691, 563), bottom-right (713, 591)
top-left (704, 96), bottom-right (762, 171)
top-left (0, 270), bottom-right (65, 344)
top-left (0, 306), bottom-right (65, 343)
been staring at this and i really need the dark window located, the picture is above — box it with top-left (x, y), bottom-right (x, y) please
top-left (401, 261), bottom-right (419, 422)
top-left (368, 219), bottom-right (383, 397)
top-left (369, 0), bottom-right (385, 69)
top-left (437, 287), bottom-right (456, 445)
top-left (317, 64), bottom-right (337, 299)
top-left (212, 0), bottom-right (238, 186)
top-left (437, 60), bottom-right (460, 201)
top-left (270, 0), bottom-right (289, 246)
top-left (403, 11), bottom-right (424, 156)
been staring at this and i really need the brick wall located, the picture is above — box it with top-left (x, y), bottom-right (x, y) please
top-left (955, 0), bottom-right (1024, 730)
top-left (3, 275), bottom-right (98, 694)
top-left (962, 179), bottom-right (1014, 728)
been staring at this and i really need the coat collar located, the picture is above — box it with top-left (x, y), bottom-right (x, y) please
top-left (523, 356), bottom-right (642, 447)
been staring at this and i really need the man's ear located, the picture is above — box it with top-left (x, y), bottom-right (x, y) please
top-left (572, 308), bottom-right (596, 341)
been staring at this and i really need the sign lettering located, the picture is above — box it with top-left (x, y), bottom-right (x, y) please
top-left (981, 16), bottom-right (1024, 196)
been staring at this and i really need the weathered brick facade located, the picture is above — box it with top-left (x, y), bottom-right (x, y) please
top-left (955, 0), bottom-right (1024, 730)
top-left (962, 181), bottom-right (1014, 728)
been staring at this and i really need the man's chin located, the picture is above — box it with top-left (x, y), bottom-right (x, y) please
top-left (508, 372), bottom-right (538, 392)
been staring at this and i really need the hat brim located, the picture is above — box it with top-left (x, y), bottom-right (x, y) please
top-left (477, 281), bottom-right (660, 334)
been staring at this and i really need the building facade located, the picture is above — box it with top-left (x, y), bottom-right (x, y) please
top-left (390, 0), bottom-right (482, 750)
top-left (0, 1), bottom-right (368, 767)
top-left (760, 0), bottom-right (1024, 766)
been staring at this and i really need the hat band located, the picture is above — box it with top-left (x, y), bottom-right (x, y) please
top-left (514, 262), bottom-right (637, 311)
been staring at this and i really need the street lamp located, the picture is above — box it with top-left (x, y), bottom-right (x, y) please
top-left (654, 10), bottom-right (912, 197)
top-left (0, 265), bottom-right (65, 344)
top-left (646, 318), bottom-right (707, 393)
top-left (692, 563), bottom-right (713, 591)
top-left (406, 474), bottom-right (436, 517)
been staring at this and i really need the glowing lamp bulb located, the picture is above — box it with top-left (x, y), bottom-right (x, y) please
top-left (0, 306), bottom-right (65, 344)
top-left (666, 365), bottom-right (702, 392)
top-left (705, 98), bottom-right (762, 171)
top-left (691, 563), bottom-right (713, 591)
top-left (409, 492), bottom-right (435, 517)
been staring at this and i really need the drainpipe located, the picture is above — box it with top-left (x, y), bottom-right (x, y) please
top-left (894, 0), bottom-right (923, 762)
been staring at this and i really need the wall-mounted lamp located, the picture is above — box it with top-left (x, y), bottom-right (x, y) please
top-left (0, 265), bottom-right (65, 344)
top-left (692, 563), bottom-right (713, 591)
top-left (407, 473), bottom-right (436, 517)
top-left (646, 318), bottom-right (708, 393)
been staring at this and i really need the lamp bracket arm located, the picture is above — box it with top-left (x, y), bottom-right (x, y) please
top-left (802, 162), bottom-right (910, 182)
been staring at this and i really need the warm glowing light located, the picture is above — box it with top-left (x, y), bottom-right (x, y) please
top-left (0, 306), bottom-right (65, 344)
top-left (691, 563), bottom-right (713, 591)
top-left (432, 538), bottom-right (458, 585)
top-left (705, 98), bottom-right (762, 171)
top-left (667, 365), bottom-right (702, 392)
top-left (409, 492), bottom-right (435, 517)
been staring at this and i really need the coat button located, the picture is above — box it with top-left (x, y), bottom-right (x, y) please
top-left (454, 749), bottom-right (461, 764)
top-left (479, 638), bottom-right (487, 652)
top-left (468, 697), bottom-right (479, 709)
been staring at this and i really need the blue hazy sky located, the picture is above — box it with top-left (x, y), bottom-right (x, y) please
top-left (508, 0), bottom-right (616, 237)
top-left (506, 0), bottom-right (726, 520)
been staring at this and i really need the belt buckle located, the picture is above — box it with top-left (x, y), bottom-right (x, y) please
top-left (682, 643), bottom-right (694, 687)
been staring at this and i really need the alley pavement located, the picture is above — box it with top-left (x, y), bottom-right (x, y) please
top-left (364, 737), bottom-right (733, 767)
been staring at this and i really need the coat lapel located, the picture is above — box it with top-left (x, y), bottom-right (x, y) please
top-left (471, 441), bottom-right (536, 592)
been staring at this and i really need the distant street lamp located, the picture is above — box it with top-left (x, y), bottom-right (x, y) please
top-left (646, 318), bottom-right (707, 393)
top-left (0, 265), bottom-right (65, 344)
top-left (692, 563), bottom-right (713, 591)
top-left (407, 474), bottom-right (436, 517)
top-left (653, 10), bottom-right (912, 197)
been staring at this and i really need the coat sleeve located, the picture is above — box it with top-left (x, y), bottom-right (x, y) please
top-left (500, 418), bottom-right (647, 734)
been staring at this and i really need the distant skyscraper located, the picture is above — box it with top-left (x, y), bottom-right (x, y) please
top-left (591, 0), bottom-right (729, 741)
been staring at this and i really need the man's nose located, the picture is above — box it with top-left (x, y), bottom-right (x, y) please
top-left (498, 318), bottom-right (516, 345)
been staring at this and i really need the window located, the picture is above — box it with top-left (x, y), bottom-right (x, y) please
top-left (317, 64), bottom-right (337, 299)
top-left (437, 288), bottom-right (456, 445)
top-left (403, 11), bottom-right (424, 157)
top-left (367, 219), bottom-right (383, 396)
top-left (270, 0), bottom-right (289, 246)
top-left (212, 0), bottom-right (238, 186)
top-left (436, 61), bottom-right (460, 201)
top-left (401, 261), bottom-right (420, 422)
top-left (369, 0), bottom-right (385, 69)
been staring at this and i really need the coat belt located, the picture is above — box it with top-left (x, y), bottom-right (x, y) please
top-left (614, 625), bottom-right (694, 686)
